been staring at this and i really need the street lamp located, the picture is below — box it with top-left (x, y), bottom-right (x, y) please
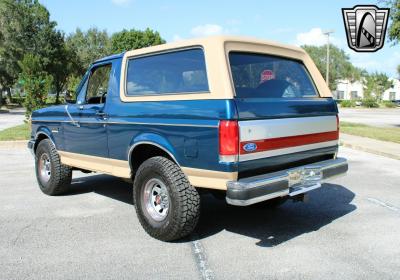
top-left (323, 30), bottom-right (334, 88)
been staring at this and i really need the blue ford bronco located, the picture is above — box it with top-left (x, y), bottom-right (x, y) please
top-left (28, 36), bottom-right (348, 241)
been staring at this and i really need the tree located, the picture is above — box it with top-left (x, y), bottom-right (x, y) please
top-left (387, 0), bottom-right (400, 44)
top-left (19, 54), bottom-right (52, 119)
top-left (0, 0), bottom-right (70, 104)
top-left (363, 72), bottom-right (393, 100)
top-left (302, 44), bottom-right (363, 89)
top-left (397, 64), bottom-right (400, 78)
top-left (110, 28), bottom-right (165, 53)
top-left (66, 28), bottom-right (111, 75)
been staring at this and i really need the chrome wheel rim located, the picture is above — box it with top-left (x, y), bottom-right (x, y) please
top-left (143, 178), bottom-right (170, 222)
top-left (38, 153), bottom-right (51, 183)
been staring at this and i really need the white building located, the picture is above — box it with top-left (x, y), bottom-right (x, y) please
top-left (332, 78), bottom-right (400, 101)
top-left (382, 78), bottom-right (400, 101)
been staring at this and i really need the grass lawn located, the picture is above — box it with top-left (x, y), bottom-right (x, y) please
top-left (0, 123), bottom-right (30, 141)
top-left (340, 121), bottom-right (400, 144)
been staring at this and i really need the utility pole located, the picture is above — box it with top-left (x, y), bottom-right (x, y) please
top-left (323, 30), bottom-right (334, 88)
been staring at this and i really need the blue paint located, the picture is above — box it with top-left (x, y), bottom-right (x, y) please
top-left (30, 54), bottom-right (338, 176)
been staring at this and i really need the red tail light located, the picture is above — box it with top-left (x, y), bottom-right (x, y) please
top-left (336, 115), bottom-right (340, 134)
top-left (219, 120), bottom-right (239, 162)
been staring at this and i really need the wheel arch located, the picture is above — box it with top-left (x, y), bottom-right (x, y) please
top-left (33, 128), bottom-right (56, 153)
top-left (128, 135), bottom-right (180, 175)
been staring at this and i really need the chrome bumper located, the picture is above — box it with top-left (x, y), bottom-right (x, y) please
top-left (27, 139), bottom-right (35, 156)
top-left (226, 157), bottom-right (348, 206)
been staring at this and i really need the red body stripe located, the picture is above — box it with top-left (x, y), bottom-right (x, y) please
top-left (240, 131), bottom-right (339, 154)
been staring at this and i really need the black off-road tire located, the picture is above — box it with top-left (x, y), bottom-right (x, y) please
top-left (133, 156), bottom-right (200, 241)
top-left (35, 139), bottom-right (72, 195)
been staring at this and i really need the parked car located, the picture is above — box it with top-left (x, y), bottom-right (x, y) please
top-left (391, 100), bottom-right (400, 107)
top-left (28, 36), bottom-right (348, 241)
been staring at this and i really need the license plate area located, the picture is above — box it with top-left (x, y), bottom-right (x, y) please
top-left (288, 167), bottom-right (322, 196)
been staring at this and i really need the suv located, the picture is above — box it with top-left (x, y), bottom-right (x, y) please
top-left (28, 36), bottom-right (348, 241)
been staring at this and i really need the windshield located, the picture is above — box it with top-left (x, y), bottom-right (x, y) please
top-left (229, 52), bottom-right (319, 98)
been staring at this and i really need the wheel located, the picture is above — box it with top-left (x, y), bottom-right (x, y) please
top-left (35, 139), bottom-right (72, 195)
top-left (251, 197), bottom-right (288, 209)
top-left (133, 156), bottom-right (200, 241)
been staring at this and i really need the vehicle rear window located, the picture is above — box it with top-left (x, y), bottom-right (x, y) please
top-left (126, 48), bottom-right (209, 96)
top-left (229, 52), bottom-right (319, 98)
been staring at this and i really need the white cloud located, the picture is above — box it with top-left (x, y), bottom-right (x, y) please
top-left (348, 51), bottom-right (400, 77)
top-left (191, 24), bottom-right (224, 37)
top-left (172, 34), bottom-right (184, 42)
top-left (295, 28), bottom-right (340, 47)
top-left (111, 0), bottom-right (132, 6)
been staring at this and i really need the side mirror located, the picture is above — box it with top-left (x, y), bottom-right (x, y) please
top-left (65, 90), bottom-right (76, 104)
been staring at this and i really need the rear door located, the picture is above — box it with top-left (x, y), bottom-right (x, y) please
top-left (229, 52), bottom-right (339, 176)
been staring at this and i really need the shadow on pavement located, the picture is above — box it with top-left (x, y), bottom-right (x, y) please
top-left (195, 183), bottom-right (356, 247)
top-left (66, 174), bottom-right (133, 205)
top-left (64, 175), bottom-right (355, 247)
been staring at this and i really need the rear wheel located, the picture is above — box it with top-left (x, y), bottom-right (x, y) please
top-left (35, 139), bottom-right (72, 195)
top-left (133, 156), bottom-right (200, 241)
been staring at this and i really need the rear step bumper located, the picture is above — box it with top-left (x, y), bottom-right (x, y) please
top-left (226, 157), bottom-right (348, 206)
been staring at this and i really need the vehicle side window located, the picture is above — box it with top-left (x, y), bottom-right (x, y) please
top-left (86, 64), bottom-right (112, 104)
top-left (125, 48), bottom-right (209, 96)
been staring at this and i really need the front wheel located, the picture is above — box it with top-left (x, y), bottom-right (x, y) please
top-left (133, 156), bottom-right (200, 241)
top-left (35, 139), bottom-right (72, 195)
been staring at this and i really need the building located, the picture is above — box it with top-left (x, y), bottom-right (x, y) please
top-left (332, 78), bottom-right (400, 101)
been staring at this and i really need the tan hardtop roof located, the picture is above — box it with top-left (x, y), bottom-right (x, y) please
top-left (123, 35), bottom-right (306, 56)
top-left (120, 35), bottom-right (332, 101)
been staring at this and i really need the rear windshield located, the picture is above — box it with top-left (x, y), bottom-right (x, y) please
top-left (229, 52), bottom-right (319, 98)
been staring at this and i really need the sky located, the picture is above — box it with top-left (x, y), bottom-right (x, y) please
top-left (39, 0), bottom-right (400, 77)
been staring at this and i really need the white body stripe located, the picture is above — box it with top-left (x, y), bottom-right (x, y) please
top-left (239, 140), bottom-right (338, 162)
top-left (239, 116), bottom-right (337, 141)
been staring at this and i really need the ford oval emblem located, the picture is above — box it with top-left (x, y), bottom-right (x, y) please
top-left (243, 143), bottom-right (257, 152)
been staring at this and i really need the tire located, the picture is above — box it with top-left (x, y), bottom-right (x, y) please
top-left (133, 156), bottom-right (200, 241)
top-left (35, 139), bottom-right (72, 195)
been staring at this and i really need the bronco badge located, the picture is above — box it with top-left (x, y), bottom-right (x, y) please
top-left (342, 5), bottom-right (390, 52)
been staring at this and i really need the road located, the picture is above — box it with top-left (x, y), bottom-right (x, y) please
top-left (0, 108), bottom-right (25, 131)
top-left (0, 146), bottom-right (399, 279)
top-left (339, 108), bottom-right (400, 128)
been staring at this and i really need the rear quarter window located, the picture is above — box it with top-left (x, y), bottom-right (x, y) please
top-left (229, 52), bottom-right (319, 98)
top-left (126, 48), bottom-right (209, 96)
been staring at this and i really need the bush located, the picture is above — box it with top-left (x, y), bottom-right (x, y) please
top-left (19, 54), bottom-right (52, 119)
top-left (381, 101), bottom-right (396, 108)
top-left (362, 98), bottom-right (379, 108)
top-left (340, 100), bottom-right (356, 107)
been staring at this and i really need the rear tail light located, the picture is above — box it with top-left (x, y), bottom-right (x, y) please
top-left (336, 115), bottom-right (340, 136)
top-left (219, 120), bottom-right (239, 162)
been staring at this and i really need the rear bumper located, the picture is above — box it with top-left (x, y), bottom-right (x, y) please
top-left (226, 157), bottom-right (348, 206)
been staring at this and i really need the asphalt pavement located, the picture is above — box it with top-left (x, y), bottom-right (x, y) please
top-left (339, 108), bottom-right (400, 127)
top-left (0, 108), bottom-right (25, 131)
top-left (0, 147), bottom-right (399, 279)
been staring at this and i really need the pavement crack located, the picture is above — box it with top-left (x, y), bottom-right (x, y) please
top-left (12, 222), bottom-right (33, 246)
top-left (190, 235), bottom-right (215, 280)
top-left (366, 197), bottom-right (400, 214)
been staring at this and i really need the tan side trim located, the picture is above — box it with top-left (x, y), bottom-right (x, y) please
top-left (182, 167), bottom-right (237, 190)
top-left (58, 150), bottom-right (236, 190)
top-left (58, 151), bottom-right (131, 178)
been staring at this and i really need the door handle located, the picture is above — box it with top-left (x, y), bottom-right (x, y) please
top-left (95, 111), bottom-right (108, 119)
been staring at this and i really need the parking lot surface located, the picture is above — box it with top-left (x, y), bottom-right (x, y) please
top-left (0, 108), bottom-right (25, 131)
top-left (1, 147), bottom-right (399, 279)
top-left (339, 108), bottom-right (400, 127)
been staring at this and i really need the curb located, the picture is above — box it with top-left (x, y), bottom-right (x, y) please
top-left (339, 140), bottom-right (400, 161)
top-left (0, 140), bottom-right (28, 149)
